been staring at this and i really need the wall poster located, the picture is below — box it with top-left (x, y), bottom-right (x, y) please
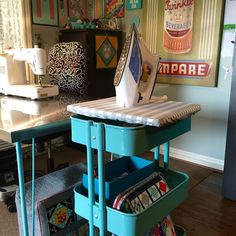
top-left (145, 0), bottom-right (225, 87)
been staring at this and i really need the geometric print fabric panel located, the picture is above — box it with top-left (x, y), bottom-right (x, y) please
top-left (96, 35), bottom-right (118, 69)
top-left (46, 198), bottom-right (74, 234)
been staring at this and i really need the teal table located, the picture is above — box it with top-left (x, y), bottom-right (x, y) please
top-left (0, 93), bottom-right (87, 236)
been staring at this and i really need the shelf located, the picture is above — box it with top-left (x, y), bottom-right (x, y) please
top-left (74, 167), bottom-right (189, 236)
top-left (82, 156), bottom-right (156, 203)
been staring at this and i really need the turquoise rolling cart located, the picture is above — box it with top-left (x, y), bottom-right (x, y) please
top-left (70, 114), bottom-right (191, 236)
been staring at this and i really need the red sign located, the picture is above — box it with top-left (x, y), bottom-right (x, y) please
top-left (159, 61), bottom-right (211, 77)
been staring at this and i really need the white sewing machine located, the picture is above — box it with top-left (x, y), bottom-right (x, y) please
top-left (0, 47), bottom-right (58, 99)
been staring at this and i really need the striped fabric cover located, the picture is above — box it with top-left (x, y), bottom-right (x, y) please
top-left (67, 96), bottom-right (201, 127)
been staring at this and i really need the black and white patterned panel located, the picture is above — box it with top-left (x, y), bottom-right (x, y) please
top-left (48, 41), bottom-right (87, 95)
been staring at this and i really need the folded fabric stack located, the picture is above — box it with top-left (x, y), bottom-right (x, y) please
top-left (113, 172), bottom-right (176, 236)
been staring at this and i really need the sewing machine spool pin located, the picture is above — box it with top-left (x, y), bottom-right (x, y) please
top-left (37, 75), bottom-right (42, 86)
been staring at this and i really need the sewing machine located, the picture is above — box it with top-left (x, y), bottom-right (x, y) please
top-left (0, 47), bottom-right (58, 99)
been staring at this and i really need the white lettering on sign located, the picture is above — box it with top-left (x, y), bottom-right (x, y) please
top-left (188, 64), bottom-right (195, 75)
top-left (159, 61), bottom-right (211, 77)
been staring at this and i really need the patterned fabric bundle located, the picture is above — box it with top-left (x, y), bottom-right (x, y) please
top-left (113, 172), bottom-right (176, 236)
top-left (144, 216), bottom-right (176, 236)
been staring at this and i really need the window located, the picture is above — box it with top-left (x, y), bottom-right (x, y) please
top-left (0, 0), bottom-right (32, 49)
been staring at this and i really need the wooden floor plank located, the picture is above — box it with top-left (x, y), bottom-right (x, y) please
top-left (139, 151), bottom-right (214, 189)
top-left (172, 172), bottom-right (236, 236)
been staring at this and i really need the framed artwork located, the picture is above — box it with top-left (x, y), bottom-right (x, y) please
top-left (58, 0), bottom-right (89, 27)
top-left (106, 0), bottom-right (125, 18)
top-left (127, 0), bottom-right (142, 10)
top-left (31, 0), bottom-right (59, 26)
top-left (144, 0), bottom-right (225, 87)
top-left (67, 0), bottom-right (88, 19)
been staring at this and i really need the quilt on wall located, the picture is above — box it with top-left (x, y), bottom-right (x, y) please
top-left (95, 35), bottom-right (118, 69)
top-left (105, 0), bottom-right (124, 18)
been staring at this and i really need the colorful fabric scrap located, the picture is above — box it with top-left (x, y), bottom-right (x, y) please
top-left (47, 198), bottom-right (75, 234)
top-left (105, 0), bottom-right (124, 18)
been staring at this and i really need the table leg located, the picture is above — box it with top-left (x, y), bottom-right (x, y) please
top-left (31, 138), bottom-right (35, 236)
top-left (86, 121), bottom-right (95, 236)
top-left (15, 142), bottom-right (29, 236)
top-left (164, 142), bottom-right (169, 169)
top-left (97, 124), bottom-right (106, 235)
top-left (154, 146), bottom-right (160, 165)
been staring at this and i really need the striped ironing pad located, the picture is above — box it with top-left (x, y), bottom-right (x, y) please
top-left (67, 97), bottom-right (201, 127)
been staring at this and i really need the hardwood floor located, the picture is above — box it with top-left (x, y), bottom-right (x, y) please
top-left (1, 145), bottom-right (236, 236)
top-left (127, 152), bottom-right (236, 236)
top-left (172, 171), bottom-right (236, 236)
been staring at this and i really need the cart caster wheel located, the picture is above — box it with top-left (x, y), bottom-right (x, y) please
top-left (7, 203), bottom-right (16, 213)
top-left (4, 193), bottom-right (17, 213)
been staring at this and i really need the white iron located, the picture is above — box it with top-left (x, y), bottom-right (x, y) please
top-left (114, 24), bottom-right (162, 107)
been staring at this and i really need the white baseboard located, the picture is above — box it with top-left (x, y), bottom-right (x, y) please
top-left (158, 146), bottom-right (224, 171)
